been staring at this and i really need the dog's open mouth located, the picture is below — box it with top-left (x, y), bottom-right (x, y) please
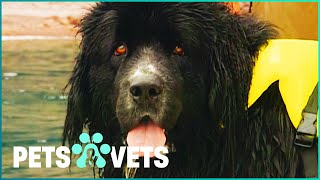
top-left (126, 115), bottom-right (175, 157)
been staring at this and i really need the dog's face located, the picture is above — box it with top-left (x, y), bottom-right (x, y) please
top-left (114, 44), bottom-right (186, 132)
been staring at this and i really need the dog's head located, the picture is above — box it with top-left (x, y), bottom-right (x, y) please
top-left (63, 2), bottom-right (276, 155)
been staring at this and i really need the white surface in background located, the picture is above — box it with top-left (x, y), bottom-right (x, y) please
top-left (2, 36), bottom-right (77, 41)
top-left (2, 2), bottom-right (93, 17)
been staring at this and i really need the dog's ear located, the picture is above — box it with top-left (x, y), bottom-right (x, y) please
top-left (209, 13), bottom-right (277, 123)
top-left (63, 53), bottom-right (90, 147)
top-left (63, 3), bottom-right (117, 147)
top-left (207, 12), bottom-right (277, 175)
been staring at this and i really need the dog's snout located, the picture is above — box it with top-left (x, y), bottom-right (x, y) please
top-left (129, 76), bottom-right (162, 101)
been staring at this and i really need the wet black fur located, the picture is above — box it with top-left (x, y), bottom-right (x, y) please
top-left (63, 3), bottom-right (304, 177)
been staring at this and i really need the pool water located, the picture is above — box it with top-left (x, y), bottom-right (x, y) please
top-left (2, 40), bottom-right (93, 178)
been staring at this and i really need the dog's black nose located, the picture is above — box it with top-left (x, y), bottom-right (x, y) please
top-left (129, 77), bottom-right (162, 101)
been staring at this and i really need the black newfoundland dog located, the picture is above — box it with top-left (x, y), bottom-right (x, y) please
top-left (63, 3), bottom-right (304, 177)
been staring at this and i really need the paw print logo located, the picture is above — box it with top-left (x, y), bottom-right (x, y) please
top-left (71, 132), bottom-right (111, 168)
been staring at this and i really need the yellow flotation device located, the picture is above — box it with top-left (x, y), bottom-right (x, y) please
top-left (248, 39), bottom-right (318, 133)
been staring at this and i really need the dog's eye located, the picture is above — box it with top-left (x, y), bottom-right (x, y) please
top-left (114, 44), bottom-right (127, 56)
top-left (174, 46), bottom-right (184, 56)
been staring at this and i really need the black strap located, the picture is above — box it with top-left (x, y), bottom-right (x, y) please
top-left (300, 144), bottom-right (318, 177)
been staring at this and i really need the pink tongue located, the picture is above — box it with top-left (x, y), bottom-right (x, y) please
top-left (127, 121), bottom-right (166, 157)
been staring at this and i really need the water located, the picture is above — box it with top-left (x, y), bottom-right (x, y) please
top-left (2, 40), bottom-right (93, 178)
